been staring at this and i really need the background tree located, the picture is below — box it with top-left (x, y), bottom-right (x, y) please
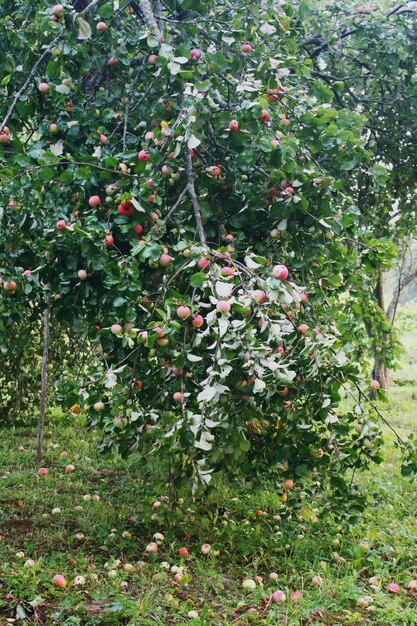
top-left (299, 0), bottom-right (417, 386)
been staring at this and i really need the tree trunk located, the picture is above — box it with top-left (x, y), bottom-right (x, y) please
top-left (36, 303), bottom-right (50, 463)
top-left (373, 270), bottom-right (389, 389)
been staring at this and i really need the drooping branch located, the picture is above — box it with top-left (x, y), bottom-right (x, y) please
top-left (0, 34), bottom-right (61, 133)
top-left (184, 150), bottom-right (207, 248)
top-left (36, 302), bottom-right (50, 463)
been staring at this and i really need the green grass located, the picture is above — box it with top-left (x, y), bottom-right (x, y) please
top-left (1, 305), bottom-right (417, 625)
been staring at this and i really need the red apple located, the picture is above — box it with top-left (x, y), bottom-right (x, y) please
top-left (38, 467), bottom-right (48, 476)
top-left (190, 49), bottom-right (200, 59)
top-left (78, 269), bottom-right (87, 281)
top-left (88, 195), bottom-right (101, 207)
top-left (108, 57), bottom-right (118, 66)
top-left (386, 582), bottom-right (400, 595)
top-left (99, 133), bottom-right (107, 144)
top-left (159, 253), bottom-right (172, 267)
top-left (49, 123), bottom-right (58, 134)
top-left (297, 324), bottom-right (309, 334)
top-left (192, 314), bottom-right (204, 328)
top-left (133, 224), bottom-right (143, 234)
top-left (111, 324), bottom-right (123, 334)
top-left (105, 234), bottom-right (114, 246)
top-left (38, 82), bottom-right (49, 93)
top-left (57, 219), bottom-right (67, 230)
top-left (52, 574), bottom-right (67, 588)
top-left (370, 379), bottom-right (380, 390)
top-left (272, 264), bottom-right (288, 280)
top-left (208, 165), bottom-right (221, 177)
top-left (197, 256), bottom-right (209, 269)
top-left (177, 305), bottom-right (191, 319)
top-left (97, 21), bottom-right (108, 31)
top-left (229, 120), bottom-right (239, 131)
top-left (242, 43), bottom-right (252, 53)
top-left (3, 281), bottom-right (17, 292)
top-left (291, 590), bottom-right (303, 603)
top-left (251, 290), bottom-right (266, 305)
top-left (65, 464), bottom-right (74, 474)
top-left (258, 109), bottom-right (270, 123)
top-left (148, 54), bottom-right (158, 64)
top-left (216, 300), bottom-right (231, 314)
top-left (118, 202), bottom-right (133, 216)
top-left (138, 149), bottom-right (150, 162)
top-left (178, 547), bottom-right (189, 558)
top-left (271, 590), bottom-right (286, 602)
top-left (173, 392), bottom-right (184, 403)
top-left (52, 4), bottom-right (64, 16)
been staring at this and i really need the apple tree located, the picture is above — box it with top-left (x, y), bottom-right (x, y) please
top-left (1, 0), bottom-right (415, 511)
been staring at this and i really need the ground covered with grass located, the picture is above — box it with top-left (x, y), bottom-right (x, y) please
top-left (1, 305), bottom-right (417, 626)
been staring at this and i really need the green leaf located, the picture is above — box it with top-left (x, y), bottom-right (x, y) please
top-left (76, 16), bottom-right (92, 40)
top-left (189, 273), bottom-right (207, 288)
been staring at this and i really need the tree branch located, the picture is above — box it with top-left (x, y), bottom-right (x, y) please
top-left (0, 34), bottom-right (61, 133)
top-left (131, 0), bottom-right (163, 41)
top-left (83, 0), bottom-right (102, 12)
top-left (184, 150), bottom-right (207, 248)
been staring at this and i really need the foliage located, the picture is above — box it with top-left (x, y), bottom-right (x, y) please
top-left (0, 0), bottom-right (412, 501)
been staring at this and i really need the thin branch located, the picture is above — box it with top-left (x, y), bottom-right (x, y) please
top-left (184, 150), bottom-right (207, 248)
top-left (6, 160), bottom-right (139, 183)
top-left (386, 266), bottom-right (417, 324)
top-left (165, 185), bottom-right (188, 220)
top-left (0, 34), bottom-right (61, 133)
top-left (123, 100), bottom-right (129, 152)
top-left (109, 81), bottom-right (152, 140)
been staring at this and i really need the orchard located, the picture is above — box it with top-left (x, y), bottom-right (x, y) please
top-left (1, 2), bottom-right (417, 623)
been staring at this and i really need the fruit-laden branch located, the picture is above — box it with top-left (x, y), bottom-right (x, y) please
top-left (0, 34), bottom-right (61, 134)
top-left (131, 0), bottom-right (163, 41)
top-left (184, 150), bottom-right (207, 248)
top-left (36, 303), bottom-right (50, 463)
